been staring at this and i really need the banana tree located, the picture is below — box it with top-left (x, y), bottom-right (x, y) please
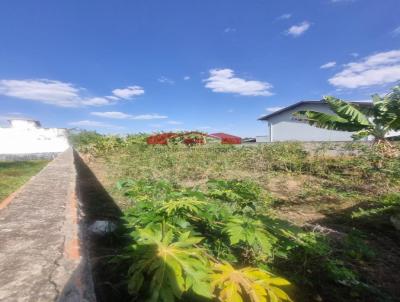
top-left (293, 86), bottom-right (400, 147)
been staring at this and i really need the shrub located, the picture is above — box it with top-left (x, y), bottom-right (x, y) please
top-left (117, 178), bottom-right (295, 302)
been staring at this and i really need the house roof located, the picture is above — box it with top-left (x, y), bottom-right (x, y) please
top-left (258, 100), bottom-right (372, 121)
top-left (209, 132), bottom-right (241, 139)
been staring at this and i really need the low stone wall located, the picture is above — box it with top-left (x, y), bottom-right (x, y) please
top-left (242, 141), bottom-right (372, 156)
top-left (301, 141), bottom-right (372, 156)
top-left (0, 149), bottom-right (96, 301)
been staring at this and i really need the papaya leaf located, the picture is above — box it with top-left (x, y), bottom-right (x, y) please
top-left (158, 197), bottom-right (207, 217)
top-left (127, 225), bottom-right (212, 302)
top-left (224, 216), bottom-right (277, 257)
top-left (211, 262), bottom-right (292, 302)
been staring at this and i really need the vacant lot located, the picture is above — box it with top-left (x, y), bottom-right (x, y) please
top-left (0, 160), bottom-right (49, 201)
top-left (73, 133), bottom-right (400, 302)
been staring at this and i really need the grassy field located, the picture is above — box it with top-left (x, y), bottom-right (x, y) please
top-left (0, 160), bottom-right (49, 201)
top-left (73, 133), bottom-right (400, 302)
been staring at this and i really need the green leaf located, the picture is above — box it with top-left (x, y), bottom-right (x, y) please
top-left (127, 224), bottom-right (211, 302)
top-left (325, 96), bottom-right (371, 126)
top-left (224, 216), bottom-right (277, 257)
top-left (293, 110), bottom-right (368, 132)
top-left (211, 262), bottom-right (292, 302)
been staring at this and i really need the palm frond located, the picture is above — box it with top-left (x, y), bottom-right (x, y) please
top-left (386, 86), bottom-right (400, 130)
top-left (324, 97), bottom-right (371, 126)
top-left (293, 111), bottom-right (368, 132)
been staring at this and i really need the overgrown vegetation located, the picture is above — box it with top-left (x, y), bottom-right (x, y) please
top-left (71, 132), bottom-right (400, 302)
top-left (115, 178), bottom-right (294, 301)
top-left (0, 160), bottom-right (49, 200)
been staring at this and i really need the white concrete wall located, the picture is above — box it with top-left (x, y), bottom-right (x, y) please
top-left (266, 103), bottom-right (363, 142)
top-left (256, 136), bottom-right (269, 143)
top-left (0, 120), bottom-right (69, 154)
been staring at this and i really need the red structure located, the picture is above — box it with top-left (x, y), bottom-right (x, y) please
top-left (209, 133), bottom-right (242, 144)
top-left (146, 133), bottom-right (176, 145)
top-left (147, 132), bottom-right (242, 145)
top-left (147, 132), bottom-right (207, 145)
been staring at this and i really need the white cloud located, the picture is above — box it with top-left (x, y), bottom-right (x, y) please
top-left (167, 120), bottom-right (183, 125)
top-left (183, 76), bottom-right (191, 80)
top-left (277, 13), bottom-right (292, 20)
top-left (227, 109), bottom-right (234, 113)
top-left (132, 114), bottom-right (168, 120)
top-left (158, 76), bottom-right (175, 85)
top-left (329, 49), bottom-right (400, 88)
top-left (91, 111), bottom-right (168, 120)
top-left (320, 61), bottom-right (337, 69)
top-left (68, 120), bottom-right (123, 129)
top-left (0, 79), bottom-right (145, 107)
top-left (350, 52), bottom-right (359, 58)
top-left (204, 68), bottom-right (273, 96)
top-left (286, 21), bottom-right (311, 37)
top-left (0, 79), bottom-right (83, 107)
top-left (392, 26), bottom-right (400, 36)
top-left (224, 27), bottom-right (237, 33)
top-left (266, 107), bottom-right (284, 112)
top-left (112, 85), bottom-right (144, 100)
top-left (105, 95), bottom-right (120, 101)
top-left (91, 111), bottom-right (132, 119)
top-left (82, 97), bottom-right (111, 106)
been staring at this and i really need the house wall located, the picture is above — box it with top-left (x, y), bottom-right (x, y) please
top-left (266, 103), bottom-right (359, 142)
top-left (0, 120), bottom-right (70, 154)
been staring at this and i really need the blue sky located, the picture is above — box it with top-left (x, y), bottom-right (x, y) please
top-left (0, 0), bottom-right (399, 137)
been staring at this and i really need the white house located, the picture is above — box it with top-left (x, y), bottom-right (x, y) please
top-left (258, 100), bottom-right (374, 142)
top-left (0, 119), bottom-right (69, 154)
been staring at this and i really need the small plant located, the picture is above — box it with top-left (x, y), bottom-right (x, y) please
top-left (343, 231), bottom-right (376, 261)
top-left (224, 216), bottom-right (277, 260)
top-left (211, 262), bottom-right (292, 302)
top-left (207, 179), bottom-right (264, 212)
top-left (117, 179), bottom-right (177, 203)
top-left (127, 225), bottom-right (211, 301)
top-left (117, 178), bottom-right (295, 301)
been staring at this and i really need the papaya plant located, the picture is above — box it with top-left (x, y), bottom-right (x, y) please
top-left (118, 178), bottom-right (295, 302)
top-left (224, 216), bottom-right (278, 261)
top-left (211, 262), bottom-right (292, 302)
top-left (127, 225), bottom-right (212, 302)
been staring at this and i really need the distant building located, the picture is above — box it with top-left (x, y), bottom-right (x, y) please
top-left (0, 119), bottom-right (69, 154)
top-left (258, 100), bottom-right (373, 142)
top-left (209, 133), bottom-right (241, 144)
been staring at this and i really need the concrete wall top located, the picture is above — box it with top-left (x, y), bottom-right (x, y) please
top-left (0, 119), bottom-right (69, 154)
